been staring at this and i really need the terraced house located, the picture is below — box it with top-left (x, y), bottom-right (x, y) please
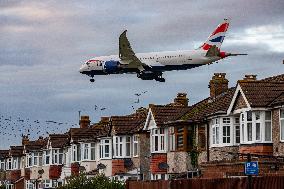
top-left (0, 73), bottom-right (284, 188)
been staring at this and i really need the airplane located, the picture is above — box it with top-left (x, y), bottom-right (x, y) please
top-left (79, 19), bottom-right (246, 82)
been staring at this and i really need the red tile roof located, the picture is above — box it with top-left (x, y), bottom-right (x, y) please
top-left (25, 139), bottom-right (47, 152)
top-left (180, 87), bottom-right (235, 122)
top-left (150, 105), bottom-right (191, 127)
top-left (0, 150), bottom-right (9, 159)
top-left (111, 109), bottom-right (147, 135)
top-left (48, 134), bottom-right (69, 148)
top-left (10, 146), bottom-right (24, 157)
top-left (69, 125), bottom-right (110, 142)
top-left (239, 81), bottom-right (284, 107)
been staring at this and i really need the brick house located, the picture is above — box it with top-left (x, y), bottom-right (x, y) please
top-left (0, 150), bottom-right (9, 186)
top-left (143, 93), bottom-right (191, 180)
top-left (5, 146), bottom-right (25, 189)
top-left (109, 108), bottom-right (148, 181)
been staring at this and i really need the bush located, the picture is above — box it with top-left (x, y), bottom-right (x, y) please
top-left (57, 174), bottom-right (125, 189)
top-left (0, 185), bottom-right (5, 189)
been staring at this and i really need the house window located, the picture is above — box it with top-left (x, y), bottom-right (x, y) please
top-left (280, 109), bottom-right (284, 141)
top-left (83, 144), bottom-right (90, 160)
top-left (114, 136), bottom-right (123, 157)
top-left (90, 143), bottom-right (96, 160)
top-left (100, 139), bottom-right (111, 159)
top-left (151, 128), bottom-right (166, 153)
top-left (72, 145), bottom-right (80, 162)
top-left (255, 111), bottom-right (261, 141)
top-left (42, 180), bottom-right (52, 188)
top-left (169, 127), bottom-right (176, 151)
top-left (212, 120), bottom-right (219, 145)
top-left (133, 135), bottom-right (139, 157)
top-left (43, 150), bottom-right (51, 165)
top-left (126, 136), bottom-right (131, 157)
top-left (33, 152), bottom-right (42, 166)
top-left (247, 111), bottom-right (253, 141)
top-left (52, 149), bottom-right (63, 164)
top-left (235, 117), bottom-right (240, 144)
top-left (6, 184), bottom-right (14, 189)
top-left (0, 159), bottom-right (5, 170)
top-left (7, 158), bottom-right (12, 170)
top-left (265, 111), bottom-right (272, 141)
top-left (222, 117), bottom-right (231, 144)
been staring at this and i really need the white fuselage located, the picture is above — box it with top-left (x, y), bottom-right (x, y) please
top-left (79, 49), bottom-right (221, 74)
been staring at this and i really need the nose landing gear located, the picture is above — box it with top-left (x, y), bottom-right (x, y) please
top-left (90, 78), bottom-right (95, 82)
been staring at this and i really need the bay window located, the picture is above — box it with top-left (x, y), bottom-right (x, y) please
top-left (151, 128), bottom-right (167, 153)
top-left (52, 149), bottom-right (63, 164)
top-left (280, 109), bottom-right (284, 141)
top-left (113, 136), bottom-right (131, 158)
top-left (100, 139), bottom-right (111, 159)
top-left (133, 135), bottom-right (139, 157)
top-left (240, 110), bottom-right (272, 143)
top-left (33, 152), bottom-right (42, 166)
top-left (82, 143), bottom-right (96, 161)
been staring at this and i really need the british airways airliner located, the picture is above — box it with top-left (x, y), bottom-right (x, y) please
top-left (79, 19), bottom-right (246, 82)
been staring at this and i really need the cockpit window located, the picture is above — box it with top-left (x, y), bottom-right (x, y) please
top-left (86, 62), bottom-right (90, 65)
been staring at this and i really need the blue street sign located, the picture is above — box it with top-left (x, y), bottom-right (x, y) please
top-left (245, 161), bottom-right (259, 175)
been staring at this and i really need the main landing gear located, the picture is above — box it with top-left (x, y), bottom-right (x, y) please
top-left (90, 76), bottom-right (95, 82)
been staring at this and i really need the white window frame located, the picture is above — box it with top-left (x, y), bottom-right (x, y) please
top-left (264, 111), bottom-right (272, 142)
top-left (211, 118), bottom-right (220, 146)
top-left (0, 159), bottom-right (5, 170)
top-left (133, 135), bottom-right (139, 157)
top-left (71, 144), bottom-right (81, 162)
top-left (6, 158), bottom-right (12, 170)
top-left (151, 128), bottom-right (167, 153)
top-left (90, 143), bottom-right (96, 160)
top-left (43, 150), bottom-right (51, 165)
top-left (222, 117), bottom-right (231, 144)
top-left (83, 143), bottom-right (90, 160)
top-left (100, 138), bottom-right (111, 159)
top-left (280, 109), bottom-right (284, 142)
top-left (113, 136), bottom-right (131, 158)
top-left (240, 110), bottom-right (273, 144)
top-left (52, 149), bottom-right (63, 165)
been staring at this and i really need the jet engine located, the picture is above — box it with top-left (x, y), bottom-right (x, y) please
top-left (103, 60), bottom-right (121, 73)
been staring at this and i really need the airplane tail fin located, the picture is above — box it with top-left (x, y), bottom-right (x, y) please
top-left (199, 19), bottom-right (230, 51)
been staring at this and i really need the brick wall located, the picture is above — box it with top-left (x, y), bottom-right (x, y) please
top-left (112, 159), bottom-right (127, 176)
top-left (239, 143), bottom-right (273, 155)
top-left (150, 154), bottom-right (167, 174)
top-left (167, 151), bottom-right (192, 173)
top-left (209, 146), bottom-right (239, 161)
top-left (201, 160), bottom-right (284, 178)
top-left (272, 109), bottom-right (284, 156)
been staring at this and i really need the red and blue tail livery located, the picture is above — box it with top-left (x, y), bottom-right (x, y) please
top-left (200, 19), bottom-right (230, 50)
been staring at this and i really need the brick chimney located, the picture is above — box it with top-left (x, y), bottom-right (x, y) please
top-left (22, 135), bottom-right (29, 146)
top-left (243, 74), bottom-right (257, 81)
top-left (209, 73), bottom-right (229, 98)
top-left (79, 116), bottom-right (90, 129)
top-left (173, 93), bottom-right (189, 107)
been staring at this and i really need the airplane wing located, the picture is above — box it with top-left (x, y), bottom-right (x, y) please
top-left (119, 30), bottom-right (148, 71)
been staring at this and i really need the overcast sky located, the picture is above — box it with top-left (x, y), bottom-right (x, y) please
top-left (0, 0), bottom-right (283, 149)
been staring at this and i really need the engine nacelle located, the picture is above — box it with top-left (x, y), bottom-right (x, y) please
top-left (137, 71), bottom-right (157, 80)
top-left (103, 60), bottom-right (121, 73)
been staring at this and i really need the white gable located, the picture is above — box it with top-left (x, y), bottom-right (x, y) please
top-left (143, 109), bottom-right (157, 130)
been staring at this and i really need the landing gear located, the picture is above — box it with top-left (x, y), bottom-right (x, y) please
top-left (155, 76), bottom-right (165, 82)
top-left (90, 77), bottom-right (95, 82)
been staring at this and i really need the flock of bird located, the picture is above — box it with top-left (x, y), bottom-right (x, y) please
top-left (0, 91), bottom-right (148, 148)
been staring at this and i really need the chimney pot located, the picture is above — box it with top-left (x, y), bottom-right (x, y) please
top-left (173, 93), bottom-right (189, 107)
top-left (243, 74), bottom-right (257, 81)
top-left (209, 73), bottom-right (229, 98)
top-left (22, 135), bottom-right (29, 146)
top-left (79, 115), bottom-right (90, 129)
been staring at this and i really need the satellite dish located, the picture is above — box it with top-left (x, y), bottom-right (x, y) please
top-left (97, 163), bottom-right (106, 169)
top-left (124, 159), bottom-right (133, 167)
top-left (38, 169), bottom-right (44, 175)
top-left (158, 162), bottom-right (169, 170)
